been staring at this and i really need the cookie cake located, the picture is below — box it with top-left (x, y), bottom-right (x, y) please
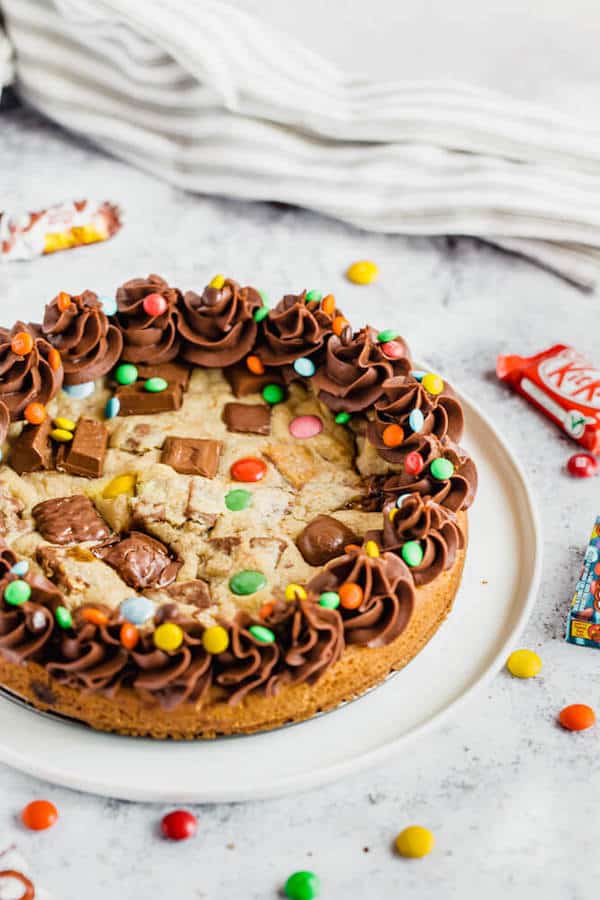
top-left (0, 276), bottom-right (477, 738)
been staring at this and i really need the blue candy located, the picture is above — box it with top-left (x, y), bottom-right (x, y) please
top-left (411, 370), bottom-right (427, 382)
top-left (396, 494), bottom-right (411, 508)
top-left (99, 296), bottom-right (117, 316)
top-left (408, 408), bottom-right (425, 433)
top-left (63, 381), bottom-right (95, 399)
top-left (105, 396), bottom-right (120, 419)
top-left (10, 560), bottom-right (30, 577)
top-left (120, 595), bottom-right (155, 625)
top-left (293, 357), bottom-right (316, 378)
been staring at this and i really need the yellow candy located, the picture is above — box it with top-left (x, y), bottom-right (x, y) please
top-left (346, 260), bottom-right (379, 285)
top-left (506, 648), bottom-right (542, 679)
top-left (202, 625), bottom-right (229, 655)
top-left (389, 507), bottom-right (399, 522)
top-left (364, 540), bottom-right (380, 558)
top-left (285, 583), bottom-right (307, 602)
top-left (102, 473), bottom-right (137, 499)
top-left (53, 417), bottom-right (76, 432)
top-left (421, 373), bottom-right (444, 396)
top-left (153, 623), bottom-right (183, 652)
top-left (395, 826), bottom-right (435, 859)
top-left (209, 274), bottom-right (225, 289)
top-left (50, 428), bottom-right (73, 443)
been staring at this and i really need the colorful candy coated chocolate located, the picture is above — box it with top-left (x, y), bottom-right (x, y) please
top-left (395, 825), bottom-right (435, 858)
top-left (230, 457), bottom-right (267, 482)
top-left (318, 591), bottom-right (340, 609)
top-left (430, 458), bottom-right (455, 481)
top-left (54, 417), bottom-right (75, 432)
top-left (55, 606), bottom-right (73, 629)
top-left (404, 451), bottom-right (424, 475)
top-left (11, 332), bottom-right (33, 356)
top-left (99, 295), bottom-right (117, 316)
top-left (364, 540), bottom-right (380, 558)
top-left (209, 274), bottom-right (225, 289)
top-left (57, 292), bottom-right (71, 311)
top-left (82, 607), bottom-right (109, 626)
top-left (254, 305), bottom-right (269, 322)
top-left (102, 473), bottom-right (136, 498)
top-left (4, 580), bottom-right (31, 606)
top-left (120, 622), bottom-right (139, 650)
top-left (24, 402), bottom-right (46, 425)
top-left (115, 363), bottom-right (138, 385)
top-left (284, 870), bottom-right (321, 900)
top-left (229, 570), bottom-right (267, 595)
top-left (262, 383), bottom-right (285, 404)
top-left (285, 583), bottom-right (307, 601)
top-left (339, 582), bottom-right (363, 609)
top-left (408, 408), bottom-right (425, 432)
top-left (120, 595), bottom-right (154, 625)
top-left (10, 560), bottom-right (29, 577)
top-left (202, 625), bottom-right (229, 654)
top-left (154, 622), bottom-right (184, 652)
top-left (382, 423), bottom-right (404, 447)
top-left (289, 415), bottom-right (323, 439)
top-left (21, 800), bottom-right (59, 831)
top-left (381, 340), bottom-right (406, 359)
top-left (567, 453), bottom-right (599, 478)
top-left (246, 355), bottom-right (265, 375)
top-left (63, 381), bottom-right (94, 398)
top-left (48, 348), bottom-right (62, 371)
top-left (346, 260), bottom-right (378, 285)
top-left (321, 294), bottom-right (336, 316)
top-left (259, 602), bottom-right (274, 619)
top-left (377, 329), bottom-right (399, 343)
top-left (335, 411), bottom-right (351, 424)
top-left (50, 428), bottom-right (74, 443)
top-left (332, 315), bottom-right (350, 336)
top-left (421, 372), bottom-right (444, 395)
top-left (105, 396), bottom-right (120, 419)
top-left (558, 703), bottom-right (596, 731)
top-left (161, 810), bottom-right (198, 841)
top-left (411, 370), bottom-right (426, 381)
top-left (293, 357), bottom-right (316, 377)
top-left (402, 541), bottom-right (424, 567)
top-left (144, 377), bottom-right (168, 393)
top-left (506, 649), bottom-right (542, 679)
top-left (248, 624), bottom-right (275, 643)
top-left (142, 293), bottom-right (167, 317)
top-left (305, 290), bottom-right (322, 302)
top-left (225, 488), bottom-right (252, 511)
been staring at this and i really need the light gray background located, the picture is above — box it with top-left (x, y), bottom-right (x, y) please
top-left (0, 108), bottom-right (596, 899)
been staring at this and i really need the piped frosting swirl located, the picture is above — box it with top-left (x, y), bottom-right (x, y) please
top-left (0, 322), bottom-right (62, 421)
top-left (258, 292), bottom-right (334, 366)
top-left (116, 274), bottom-right (181, 363)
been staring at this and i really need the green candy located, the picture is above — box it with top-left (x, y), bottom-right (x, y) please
top-left (55, 605), bottom-right (73, 629)
top-left (229, 570), bottom-right (267, 595)
top-left (262, 383), bottom-right (285, 405)
top-left (334, 411), bottom-right (351, 425)
top-left (248, 625), bottom-right (275, 644)
top-left (305, 290), bottom-right (322, 303)
top-left (401, 540), bottom-right (424, 568)
top-left (285, 871), bottom-right (321, 900)
top-left (377, 329), bottom-right (399, 343)
top-left (318, 591), bottom-right (340, 609)
top-left (430, 457), bottom-right (455, 481)
top-left (144, 377), bottom-right (168, 393)
top-left (225, 488), bottom-right (252, 511)
top-left (115, 363), bottom-right (138, 386)
top-left (254, 305), bottom-right (269, 323)
top-left (4, 580), bottom-right (31, 606)
top-left (259, 290), bottom-right (270, 305)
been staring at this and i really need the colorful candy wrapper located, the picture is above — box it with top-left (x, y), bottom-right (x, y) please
top-left (496, 345), bottom-right (600, 453)
top-left (0, 199), bottom-right (121, 262)
top-left (566, 516), bottom-right (600, 648)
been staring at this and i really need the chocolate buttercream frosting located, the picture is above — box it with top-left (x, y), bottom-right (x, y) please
top-left (116, 273), bottom-right (181, 364)
top-left (178, 278), bottom-right (262, 367)
top-left (308, 547), bottom-right (415, 647)
top-left (0, 321), bottom-right (62, 421)
top-left (93, 532), bottom-right (181, 590)
top-left (381, 442), bottom-right (478, 512)
top-left (0, 401), bottom-right (8, 445)
top-left (296, 514), bottom-right (358, 566)
top-left (42, 291), bottom-right (123, 385)
top-left (312, 327), bottom-right (411, 413)
top-left (258, 292), bottom-right (335, 366)
top-left (215, 611), bottom-right (280, 705)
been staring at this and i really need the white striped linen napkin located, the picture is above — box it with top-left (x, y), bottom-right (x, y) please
top-left (2, 0), bottom-right (600, 288)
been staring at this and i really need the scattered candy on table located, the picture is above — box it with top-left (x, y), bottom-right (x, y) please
top-left (567, 453), bottom-right (599, 478)
top-left (230, 457), bottom-right (267, 482)
top-left (284, 870), bottom-right (321, 900)
top-left (395, 825), bottom-right (435, 858)
top-left (229, 570), bottom-right (267, 595)
top-left (289, 415), bottom-right (323, 439)
top-left (21, 800), bottom-right (59, 831)
top-left (346, 260), bottom-right (379, 285)
top-left (161, 810), bottom-right (198, 841)
top-left (506, 649), bottom-right (542, 679)
top-left (558, 703), bottom-right (596, 731)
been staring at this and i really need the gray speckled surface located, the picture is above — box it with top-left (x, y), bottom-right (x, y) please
top-left (0, 108), bottom-right (598, 900)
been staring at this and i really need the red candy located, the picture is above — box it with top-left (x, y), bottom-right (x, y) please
top-left (497, 345), bottom-right (600, 453)
top-left (161, 810), bottom-right (197, 841)
top-left (230, 456), bottom-right (267, 482)
top-left (21, 800), bottom-right (58, 831)
top-left (567, 453), bottom-right (599, 479)
top-left (143, 293), bottom-right (168, 317)
top-left (404, 451), bottom-right (424, 476)
top-left (381, 341), bottom-right (406, 359)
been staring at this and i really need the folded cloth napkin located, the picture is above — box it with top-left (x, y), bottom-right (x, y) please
top-left (2, 0), bottom-right (600, 288)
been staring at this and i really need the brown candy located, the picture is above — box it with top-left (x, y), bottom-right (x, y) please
top-left (223, 364), bottom-right (284, 398)
top-left (9, 418), bottom-right (53, 475)
top-left (32, 495), bottom-right (110, 544)
top-left (56, 417), bottom-right (108, 478)
top-left (93, 531), bottom-right (181, 590)
top-left (296, 514), bottom-right (359, 566)
top-left (223, 402), bottom-right (271, 435)
top-left (116, 381), bottom-right (183, 416)
top-left (161, 436), bottom-right (222, 478)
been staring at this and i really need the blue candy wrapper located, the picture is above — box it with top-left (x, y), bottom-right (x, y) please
top-left (566, 516), bottom-right (600, 647)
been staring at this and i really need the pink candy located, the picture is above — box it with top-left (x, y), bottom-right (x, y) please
top-left (289, 415), bottom-right (323, 439)
top-left (143, 293), bottom-right (168, 317)
top-left (381, 341), bottom-right (405, 359)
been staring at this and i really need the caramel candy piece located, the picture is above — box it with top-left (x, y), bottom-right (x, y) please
top-left (10, 418), bottom-right (53, 475)
top-left (136, 361), bottom-right (191, 391)
top-left (56, 417), bottom-right (108, 478)
top-left (93, 531), bottom-right (181, 590)
top-left (33, 495), bottom-right (111, 544)
top-left (223, 402), bottom-right (271, 435)
top-left (161, 436), bottom-right (222, 478)
top-left (296, 514), bottom-right (358, 566)
top-left (116, 381), bottom-right (183, 415)
top-left (224, 364), bottom-right (284, 398)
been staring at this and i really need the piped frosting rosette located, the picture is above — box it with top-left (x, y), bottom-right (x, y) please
top-left (0, 321), bottom-right (63, 421)
top-left (308, 547), bottom-right (415, 647)
top-left (42, 291), bottom-right (123, 385)
top-left (0, 544), bottom-right (59, 662)
top-left (381, 441), bottom-right (478, 512)
top-left (178, 278), bottom-right (262, 367)
top-left (257, 291), bottom-right (335, 367)
top-left (116, 273), bottom-right (181, 363)
top-left (312, 326), bottom-right (411, 413)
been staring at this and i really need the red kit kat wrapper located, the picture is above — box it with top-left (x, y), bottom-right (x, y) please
top-left (497, 345), bottom-right (600, 453)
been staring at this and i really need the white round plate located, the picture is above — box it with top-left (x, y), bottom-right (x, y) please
top-left (0, 384), bottom-right (541, 802)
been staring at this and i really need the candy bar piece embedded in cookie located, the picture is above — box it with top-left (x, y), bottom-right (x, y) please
top-left (223, 402), bottom-right (271, 435)
top-left (32, 495), bottom-right (111, 545)
top-left (56, 417), bottom-right (108, 478)
top-left (161, 437), bottom-right (222, 478)
top-left (10, 419), bottom-right (53, 475)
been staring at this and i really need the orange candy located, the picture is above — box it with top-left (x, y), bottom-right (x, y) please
top-left (48, 348), bottom-right (62, 372)
top-left (24, 402), bottom-right (46, 425)
top-left (259, 602), bottom-right (274, 620)
top-left (558, 704), bottom-right (596, 731)
top-left (339, 582), bottom-right (364, 609)
top-left (57, 292), bottom-right (72, 311)
top-left (81, 607), bottom-right (109, 627)
top-left (382, 424), bottom-right (405, 448)
top-left (332, 316), bottom-right (350, 337)
top-left (21, 800), bottom-right (58, 831)
top-left (120, 622), bottom-right (139, 650)
top-left (344, 543), bottom-right (361, 554)
top-left (246, 355), bottom-right (265, 375)
top-left (321, 294), bottom-right (336, 316)
top-left (10, 331), bottom-right (34, 356)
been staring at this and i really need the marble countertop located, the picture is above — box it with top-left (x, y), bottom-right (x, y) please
top-left (0, 108), bottom-right (598, 900)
